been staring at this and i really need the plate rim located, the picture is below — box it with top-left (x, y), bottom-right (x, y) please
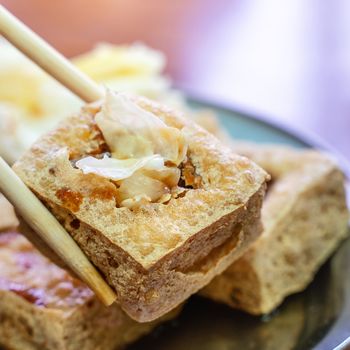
top-left (186, 93), bottom-right (350, 179)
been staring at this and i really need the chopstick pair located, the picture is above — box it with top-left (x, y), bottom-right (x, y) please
top-left (0, 5), bottom-right (116, 306)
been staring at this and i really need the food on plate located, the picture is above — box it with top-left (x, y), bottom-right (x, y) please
top-left (1, 36), bottom-right (348, 348)
top-left (0, 231), bottom-right (180, 350)
top-left (13, 91), bottom-right (268, 322)
top-left (201, 143), bottom-right (349, 314)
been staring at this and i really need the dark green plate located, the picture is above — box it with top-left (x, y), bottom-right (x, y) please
top-left (129, 97), bottom-right (350, 350)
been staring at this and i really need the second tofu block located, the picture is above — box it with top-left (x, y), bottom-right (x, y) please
top-left (13, 94), bottom-right (268, 322)
top-left (201, 144), bottom-right (349, 314)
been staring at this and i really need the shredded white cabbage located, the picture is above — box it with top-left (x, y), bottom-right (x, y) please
top-left (75, 90), bottom-right (188, 208)
top-left (75, 154), bottom-right (164, 181)
top-left (95, 90), bottom-right (187, 165)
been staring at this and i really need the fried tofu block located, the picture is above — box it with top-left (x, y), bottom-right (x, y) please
top-left (0, 231), bottom-right (179, 350)
top-left (13, 96), bottom-right (268, 322)
top-left (201, 144), bottom-right (349, 314)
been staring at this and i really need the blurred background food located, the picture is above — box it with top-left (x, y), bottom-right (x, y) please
top-left (2, 0), bottom-right (350, 161)
top-left (0, 39), bottom-right (226, 163)
top-left (0, 41), bottom-right (185, 162)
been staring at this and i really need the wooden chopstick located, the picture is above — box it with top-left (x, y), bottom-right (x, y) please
top-left (0, 5), bottom-right (103, 103)
top-left (0, 6), bottom-right (116, 305)
top-left (0, 157), bottom-right (117, 306)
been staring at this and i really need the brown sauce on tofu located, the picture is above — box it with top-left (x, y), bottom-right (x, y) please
top-left (90, 186), bottom-right (118, 201)
top-left (179, 159), bottom-right (202, 189)
top-left (55, 188), bottom-right (83, 212)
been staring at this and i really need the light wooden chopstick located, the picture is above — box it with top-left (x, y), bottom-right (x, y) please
top-left (0, 5), bottom-right (103, 103)
top-left (0, 5), bottom-right (116, 306)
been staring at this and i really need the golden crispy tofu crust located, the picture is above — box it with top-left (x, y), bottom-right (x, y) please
top-left (201, 143), bottom-right (349, 314)
top-left (13, 96), bottom-right (268, 321)
top-left (0, 231), bottom-right (179, 350)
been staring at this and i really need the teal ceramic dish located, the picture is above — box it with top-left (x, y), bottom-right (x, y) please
top-left (129, 97), bottom-right (350, 350)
